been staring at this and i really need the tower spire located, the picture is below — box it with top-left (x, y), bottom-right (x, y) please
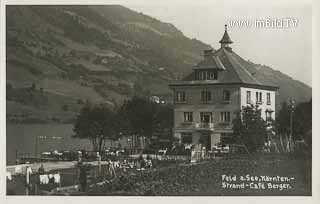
top-left (219, 24), bottom-right (233, 48)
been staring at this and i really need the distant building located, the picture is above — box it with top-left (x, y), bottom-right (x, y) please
top-left (150, 95), bottom-right (161, 104)
top-left (169, 25), bottom-right (278, 150)
top-left (150, 95), bottom-right (166, 104)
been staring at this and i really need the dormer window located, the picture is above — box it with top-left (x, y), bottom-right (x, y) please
top-left (208, 71), bottom-right (218, 80)
top-left (198, 71), bottom-right (205, 80)
top-left (197, 70), bottom-right (218, 80)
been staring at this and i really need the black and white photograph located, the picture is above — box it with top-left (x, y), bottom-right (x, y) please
top-left (1, 0), bottom-right (318, 199)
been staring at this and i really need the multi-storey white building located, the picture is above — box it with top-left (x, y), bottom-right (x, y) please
top-left (169, 25), bottom-right (278, 150)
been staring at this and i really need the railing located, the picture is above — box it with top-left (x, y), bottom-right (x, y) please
top-left (179, 122), bottom-right (214, 130)
top-left (195, 122), bottom-right (214, 129)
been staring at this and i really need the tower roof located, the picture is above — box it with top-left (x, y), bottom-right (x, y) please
top-left (219, 24), bottom-right (233, 44)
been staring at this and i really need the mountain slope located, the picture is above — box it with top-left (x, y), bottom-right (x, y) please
top-left (6, 5), bottom-right (311, 123)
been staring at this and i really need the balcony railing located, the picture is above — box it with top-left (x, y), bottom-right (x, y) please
top-left (179, 122), bottom-right (214, 130)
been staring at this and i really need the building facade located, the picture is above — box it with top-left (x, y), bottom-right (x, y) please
top-left (169, 25), bottom-right (278, 150)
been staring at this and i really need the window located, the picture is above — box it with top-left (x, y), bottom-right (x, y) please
top-left (267, 93), bottom-right (271, 105)
top-left (208, 72), bottom-right (214, 80)
top-left (220, 112), bottom-right (231, 123)
top-left (198, 71), bottom-right (205, 80)
top-left (198, 71), bottom-right (218, 80)
top-left (181, 132), bottom-right (192, 144)
top-left (200, 112), bottom-right (212, 123)
top-left (223, 90), bottom-right (231, 102)
top-left (208, 71), bottom-right (218, 80)
top-left (256, 91), bottom-right (262, 104)
top-left (201, 90), bottom-right (212, 102)
top-left (175, 91), bottom-right (186, 103)
top-left (183, 112), bottom-right (193, 122)
top-left (214, 71), bottom-right (218, 80)
top-left (266, 111), bottom-right (272, 121)
top-left (246, 91), bottom-right (251, 104)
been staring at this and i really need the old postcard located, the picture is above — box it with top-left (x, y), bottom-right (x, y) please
top-left (1, 0), bottom-right (319, 202)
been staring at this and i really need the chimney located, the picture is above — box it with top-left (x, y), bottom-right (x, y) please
top-left (203, 49), bottom-right (213, 59)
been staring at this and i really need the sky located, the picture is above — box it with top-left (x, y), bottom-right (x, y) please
top-left (125, 2), bottom-right (312, 87)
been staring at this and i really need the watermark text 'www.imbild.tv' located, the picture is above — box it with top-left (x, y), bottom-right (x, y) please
top-left (228, 18), bottom-right (299, 29)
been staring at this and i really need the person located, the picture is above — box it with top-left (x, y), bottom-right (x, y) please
top-left (97, 152), bottom-right (102, 174)
top-left (77, 151), bottom-right (82, 164)
top-left (201, 146), bottom-right (206, 160)
top-left (139, 154), bottom-right (145, 168)
top-left (108, 159), bottom-right (116, 178)
top-left (147, 158), bottom-right (153, 169)
top-left (38, 164), bottom-right (45, 174)
top-left (122, 160), bottom-right (127, 173)
top-left (136, 159), bottom-right (141, 169)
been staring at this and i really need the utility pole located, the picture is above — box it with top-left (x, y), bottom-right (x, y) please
top-left (289, 98), bottom-right (295, 151)
top-left (35, 136), bottom-right (38, 160)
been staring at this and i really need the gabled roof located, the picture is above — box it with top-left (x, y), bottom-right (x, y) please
top-left (172, 47), bottom-right (278, 90)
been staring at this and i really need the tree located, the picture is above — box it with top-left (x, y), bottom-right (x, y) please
top-left (232, 104), bottom-right (268, 152)
top-left (276, 99), bottom-right (312, 140)
top-left (276, 101), bottom-right (291, 137)
top-left (292, 99), bottom-right (312, 140)
top-left (73, 102), bottom-right (117, 153)
top-left (117, 96), bottom-right (173, 150)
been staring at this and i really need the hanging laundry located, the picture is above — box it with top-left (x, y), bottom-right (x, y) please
top-left (48, 174), bottom-right (54, 184)
top-left (26, 167), bottom-right (32, 175)
top-left (53, 174), bottom-right (61, 184)
top-left (39, 174), bottom-right (49, 184)
top-left (26, 167), bottom-right (33, 184)
top-left (6, 172), bottom-right (12, 181)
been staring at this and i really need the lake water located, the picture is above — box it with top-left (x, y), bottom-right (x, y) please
top-left (6, 124), bottom-right (131, 165)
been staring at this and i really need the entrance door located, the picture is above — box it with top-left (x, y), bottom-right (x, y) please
top-left (200, 132), bottom-right (211, 150)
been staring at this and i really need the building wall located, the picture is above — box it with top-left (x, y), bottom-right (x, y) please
top-left (239, 87), bottom-right (276, 121)
top-left (173, 85), bottom-right (241, 128)
top-left (172, 84), bottom-right (276, 149)
top-left (173, 84), bottom-right (241, 148)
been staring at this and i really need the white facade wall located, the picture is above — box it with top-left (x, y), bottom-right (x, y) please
top-left (239, 87), bottom-right (276, 121)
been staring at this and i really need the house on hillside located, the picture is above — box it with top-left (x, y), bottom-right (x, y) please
top-left (169, 25), bottom-right (278, 150)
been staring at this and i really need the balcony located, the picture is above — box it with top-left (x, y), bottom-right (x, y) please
top-left (178, 122), bottom-right (214, 130)
top-left (221, 100), bottom-right (231, 104)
